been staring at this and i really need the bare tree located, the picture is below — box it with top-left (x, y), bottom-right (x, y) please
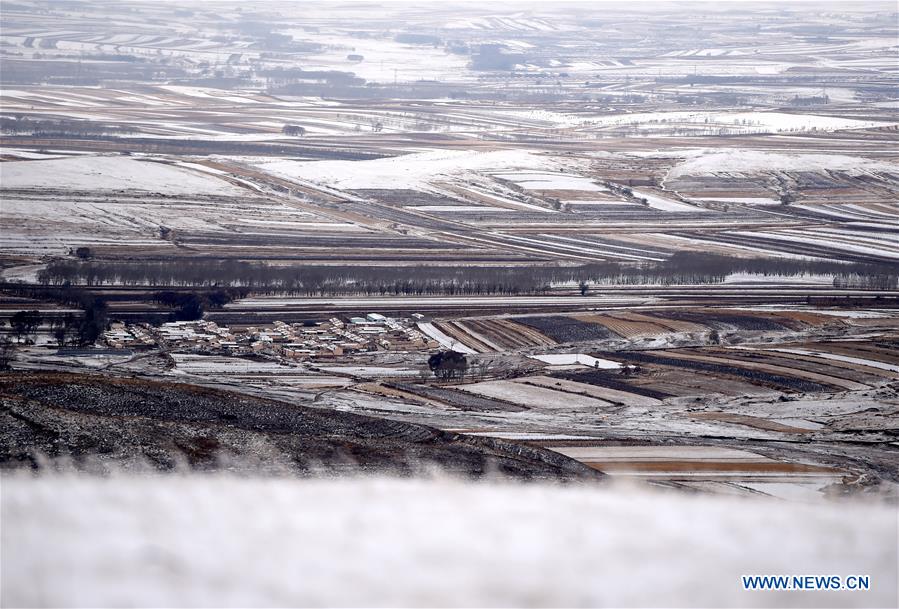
top-left (0, 337), bottom-right (16, 370)
top-left (428, 350), bottom-right (468, 381)
top-left (281, 124), bottom-right (306, 137)
top-left (10, 310), bottom-right (42, 343)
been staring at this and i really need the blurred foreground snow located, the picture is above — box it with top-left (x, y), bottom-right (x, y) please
top-left (2, 474), bottom-right (896, 608)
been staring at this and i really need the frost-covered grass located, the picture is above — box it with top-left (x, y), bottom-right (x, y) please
top-left (2, 473), bottom-right (895, 608)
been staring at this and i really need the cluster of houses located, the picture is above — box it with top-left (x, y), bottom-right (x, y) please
top-left (103, 323), bottom-right (156, 349)
top-left (102, 313), bottom-right (439, 361)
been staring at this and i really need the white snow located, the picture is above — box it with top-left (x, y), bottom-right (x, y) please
top-left (318, 366), bottom-right (418, 377)
top-left (630, 188), bottom-right (706, 212)
top-left (158, 85), bottom-right (261, 104)
top-left (0, 156), bottom-right (244, 195)
top-left (529, 353), bottom-right (621, 369)
top-left (170, 355), bottom-right (299, 375)
top-left (733, 230), bottom-right (899, 260)
top-left (2, 474), bottom-right (895, 608)
top-left (256, 150), bottom-right (555, 191)
top-left (492, 171), bottom-right (607, 192)
top-left (668, 150), bottom-right (899, 177)
top-left (406, 205), bottom-right (510, 212)
top-left (699, 197), bottom-right (781, 205)
top-left (279, 31), bottom-right (469, 84)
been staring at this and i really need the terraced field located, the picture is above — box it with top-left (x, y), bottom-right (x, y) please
top-left (432, 307), bottom-right (867, 353)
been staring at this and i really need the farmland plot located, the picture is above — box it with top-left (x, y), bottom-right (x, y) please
top-left (551, 370), bottom-right (673, 400)
top-left (723, 350), bottom-right (889, 385)
top-left (542, 445), bottom-right (843, 484)
top-left (433, 321), bottom-right (495, 353)
top-left (514, 316), bottom-right (620, 343)
top-left (456, 319), bottom-right (557, 350)
top-left (659, 350), bottom-right (872, 391)
top-left (574, 314), bottom-right (669, 338)
top-left (656, 311), bottom-right (794, 332)
top-left (764, 348), bottom-right (899, 375)
top-left (0, 156), bottom-right (245, 195)
top-left (616, 351), bottom-right (834, 393)
top-left (457, 380), bottom-right (617, 410)
top-left (387, 383), bottom-right (528, 412)
top-left (517, 376), bottom-right (661, 407)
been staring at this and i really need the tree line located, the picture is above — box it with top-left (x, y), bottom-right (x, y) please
top-left (0, 116), bottom-right (136, 137)
top-left (33, 254), bottom-right (898, 295)
top-left (0, 297), bottom-right (106, 348)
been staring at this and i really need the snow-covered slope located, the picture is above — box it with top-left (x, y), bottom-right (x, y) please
top-left (257, 149), bottom-right (556, 190)
top-left (0, 156), bottom-right (244, 195)
top-left (667, 149), bottom-right (899, 177)
top-left (2, 474), bottom-right (895, 608)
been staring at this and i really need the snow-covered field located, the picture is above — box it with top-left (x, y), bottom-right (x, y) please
top-left (529, 353), bottom-right (621, 369)
top-left (459, 380), bottom-right (615, 409)
top-left (318, 366), bottom-right (419, 377)
top-left (630, 188), bottom-right (707, 212)
top-left (763, 349), bottom-right (899, 373)
top-left (492, 171), bottom-right (607, 192)
top-left (666, 149), bottom-right (899, 177)
top-left (2, 473), bottom-right (895, 608)
top-left (280, 30), bottom-right (470, 84)
top-left (0, 156), bottom-right (244, 195)
top-left (169, 355), bottom-right (302, 375)
top-left (256, 149), bottom-right (557, 191)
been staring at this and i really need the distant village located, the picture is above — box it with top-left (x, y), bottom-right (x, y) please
top-left (102, 313), bottom-right (440, 360)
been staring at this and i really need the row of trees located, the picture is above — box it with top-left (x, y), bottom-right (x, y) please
top-left (0, 116), bottom-right (135, 137)
top-left (4, 310), bottom-right (43, 342)
top-left (0, 305), bottom-right (106, 370)
top-left (0, 283), bottom-right (243, 334)
top-left (33, 254), bottom-right (898, 294)
top-left (152, 290), bottom-right (240, 321)
top-left (0, 288), bottom-right (109, 347)
top-left (428, 350), bottom-right (468, 381)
